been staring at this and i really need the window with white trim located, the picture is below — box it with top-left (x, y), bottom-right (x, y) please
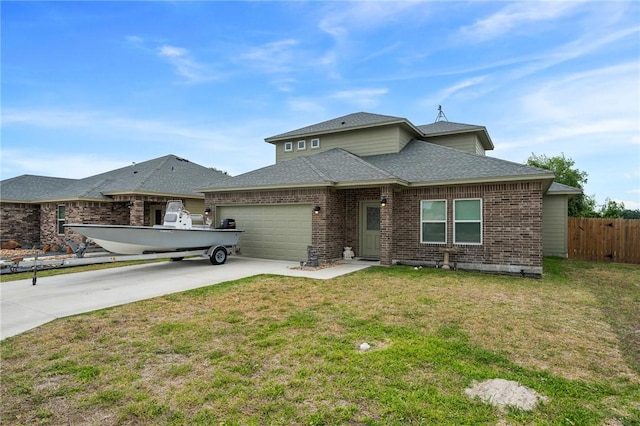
top-left (421, 200), bottom-right (446, 243)
top-left (297, 140), bottom-right (306, 150)
top-left (454, 199), bottom-right (482, 244)
top-left (57, 204), bottom-right (66, 235)
top-left (284, 142), bottom-right (293, 152)
top-left (311, 138), bottom-right (320, 149)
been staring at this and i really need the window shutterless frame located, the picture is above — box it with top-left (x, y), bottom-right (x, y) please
top-left (284, 142), bottom-right (293, 152)
top-left (297, 140), bottom-right (306, 150)
top-left (453, 198), bottom-right (482, 244)
top-left (420, 200), bottom-right (447, 244)
top-left (57, 204), bottom-right (66, 235)
top-left (311, 138), bottom-right (320, 149)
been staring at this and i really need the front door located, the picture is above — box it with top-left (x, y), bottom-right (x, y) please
top-left (360, 201), bottom-right (381, 259)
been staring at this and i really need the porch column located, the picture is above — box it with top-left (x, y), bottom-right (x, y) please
top-left (380, 186), bottom-right (393, 266)
top-left (129, 199), bottom-right (144, 226)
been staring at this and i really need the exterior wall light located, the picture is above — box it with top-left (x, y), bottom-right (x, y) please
top-left (313, 205), bottom-right (321, 214)
top-left (204, 208), bottom-right (211, 215)
top-left (380, 197), bottom-right (387, 207)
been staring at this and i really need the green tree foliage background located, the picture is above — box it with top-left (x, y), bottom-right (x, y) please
top-left (526, 153), bottom-right (639, 218)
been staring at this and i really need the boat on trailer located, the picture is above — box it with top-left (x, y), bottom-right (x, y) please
top-left (65, 200), bottom-right (243, 262)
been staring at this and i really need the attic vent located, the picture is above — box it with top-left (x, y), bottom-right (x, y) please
top-left (176, 157), bottom-right (189, 162)
top-left (341, 121), bottom-right (346, 125)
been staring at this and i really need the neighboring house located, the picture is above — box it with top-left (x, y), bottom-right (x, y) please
top-left (200, 112), bottom-right (580, 277)
top-left (1, 155), bottom-right (228, 248)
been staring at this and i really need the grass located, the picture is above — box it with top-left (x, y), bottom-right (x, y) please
top-left (1, 258), bottom-right (639, 425)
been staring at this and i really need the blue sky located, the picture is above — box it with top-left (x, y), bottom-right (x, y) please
top-left (2, 1), bottom-right (639, 209)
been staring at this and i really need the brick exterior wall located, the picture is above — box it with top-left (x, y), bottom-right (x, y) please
top-left (2, 196), bottom-right (200, 250)
top-left (391, 182), bottom-right (544, 275)
top-left (0, 203), bottom-right (41, 247)
top-left (41, 201), bottom-right (130, 247)
top-left (206, 181), bottom-right (543, 276)
top-left (343, 188), bottom-right (382, 257)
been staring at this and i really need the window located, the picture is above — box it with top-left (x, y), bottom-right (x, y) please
top-left (57, 204), bottom-right (66, 235)
top-left (311, 138), bottom-right (320, 149)
top-left (454, 199), bottom-right (482, 244)
top-left (297, 140), bottom-right (306, 150)
top-left (284, 142), bottom-right (293, 152)
top-left (421, 200), bottom-right (446, 243)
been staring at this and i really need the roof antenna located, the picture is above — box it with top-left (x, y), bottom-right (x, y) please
top-left (435, 105), bottom-right (448, 122)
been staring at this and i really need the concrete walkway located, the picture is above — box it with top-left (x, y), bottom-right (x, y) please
top-left (1, 256), bottom-right (375, 340)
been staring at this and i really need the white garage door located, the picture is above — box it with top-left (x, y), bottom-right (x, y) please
top-left (217, 204), bottom-right (312, 261)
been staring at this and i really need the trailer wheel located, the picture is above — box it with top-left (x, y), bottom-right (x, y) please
top-left (210, 247), bottom-right (227, 265)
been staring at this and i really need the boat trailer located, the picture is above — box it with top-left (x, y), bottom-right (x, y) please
top-left (0, 240), bottom-right (238, 285)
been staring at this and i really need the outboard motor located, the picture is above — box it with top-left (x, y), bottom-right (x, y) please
top-left (217, 218), bottom-right (236, 229)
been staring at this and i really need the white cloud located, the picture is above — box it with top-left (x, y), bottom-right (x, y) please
top-left (1, 108), bottom-right (242, 153)
top-left (420, 76), bottom-right (487, 107)
top-left (0, 149), bottom-right (130, 179)
top-left (318, 1), bottom-right (427, 41)
top-left (157, 44), bottom-right (221, 83)
top-left (239, 39), bottom-right (300, 74)
top-left (287, 99), bottom-right (326, 115)
top-left (519, 62), bottom-right (639, 135)
top-left (460, 1), bottom-right (581, 42)
top-left (329, 88), bottom-right (388, 109)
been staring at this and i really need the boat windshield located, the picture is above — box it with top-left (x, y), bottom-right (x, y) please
top-left (166, 201), bottom-right (184, 213)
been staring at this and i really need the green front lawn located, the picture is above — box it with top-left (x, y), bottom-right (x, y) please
top-left (2, 258), bottom-right (639, 425)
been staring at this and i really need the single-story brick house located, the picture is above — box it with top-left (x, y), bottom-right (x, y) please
top-left (0, 155), bottom-right (228, 248)
top-left (199, 112), bottom-right (580, 276)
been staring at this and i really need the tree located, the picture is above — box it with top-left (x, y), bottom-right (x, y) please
top-left (526, 153), bottom-right (597, 217)
top-left (598, 198), bottom-right (626, 218)
top-left (621, 209), bottom-right (640, 219)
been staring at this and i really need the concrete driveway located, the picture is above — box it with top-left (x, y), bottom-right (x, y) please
top-left (1, 256), bottom-right (374, 340)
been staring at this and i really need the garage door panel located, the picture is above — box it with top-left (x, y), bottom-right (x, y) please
top-left (217, 205), bottom-right (312, 261)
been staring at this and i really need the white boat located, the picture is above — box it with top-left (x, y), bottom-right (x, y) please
top-left (65, 200), bottom-right (243, 256)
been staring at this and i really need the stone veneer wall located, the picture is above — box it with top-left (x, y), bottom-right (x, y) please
top-left (391, 181), bottom-right (544, 275)
top-left (0, 203), bottom-right (41, 247)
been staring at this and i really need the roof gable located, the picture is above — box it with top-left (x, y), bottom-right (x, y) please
top-left (417, 121), bottom-right (494, 150)
top-left (265, 112), bottom-right (415, 142)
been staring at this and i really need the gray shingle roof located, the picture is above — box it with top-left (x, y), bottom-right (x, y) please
top-left (265, 112), bottom-right (409, 142)
top-left (547, 182), bottom-right (582, 194)
top-left (417, 121), bottom-right (484, 134)
top-left (417, 121), bottom-right (494, 150)
top-left (200, 148), bottom-right (398, 190)
top-left (0, 175), bottom-right (76, 202)
top-left (364, 140), bottom-right (549, 184)
top-left (202, 140), bottom-right (554, 192)
top-left (1, 155), bottom-right (229, 202)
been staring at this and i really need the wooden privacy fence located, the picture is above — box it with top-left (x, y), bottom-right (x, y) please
top-left (568, 217), bottom-right (640, 264)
